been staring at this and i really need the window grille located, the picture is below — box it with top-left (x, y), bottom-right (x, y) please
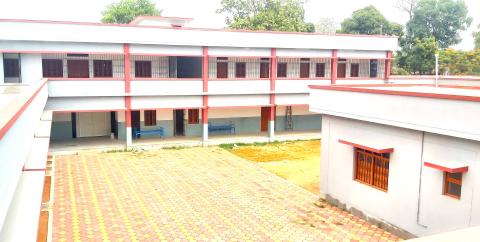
top-left (354, 148), bottom-right (390, 191)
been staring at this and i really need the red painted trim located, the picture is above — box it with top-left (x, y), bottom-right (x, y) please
top-left (208, 105), bottom-right (272, 109)
top-left (391, 75), bottom-right (480, 82)
top-left (338, 139), bottom-right (394, 154)
top-left (336, 77), bottom-right (385, 80)
top-left (276, 104), bottom-right (309, 107)
top-left (276, 77), bottom-right (331, 81)
top-left (385, 51), bottom-right (392, 80)
top-left (130, 16), bottom-right (194, 24)
top-left (209, 78), bottom-right (270, 81)
top-left (48, 77), bottom-right (124, 81)
top-left (132, 78), bottom-right (201, 81)
top-left (52, 109), bottom-right (125, 113)
top-left (309, 85), bottom-right (480, 103)
top-left (336, 56), bottom-right (394, 60)
top-left (269, 48), bottom-right (277, 121)
top-left (22, 167), bottom-right (47, 172)
top-left (202, 46), bottom-right (209, 124)
top-left (130, 52), bottom-right (202, 57)
top-left (331, 50), bottom-right (338, 85)
top-left (0, 18), bottom-right (398, 38)
top-left (130, 106), bottom-right (205, 111)
top-left (424, 161), bottom-right (468, 173)
top-left (208, 55), bottom-right (273, 58)
top-left (277, 56), bottom-right (333, 59)
top-left (0, 50), bottom-right (122, 55)
top-left (0, 79), bottom-right (48, 140)
top-left (123, 43), bottom-right (132, 128)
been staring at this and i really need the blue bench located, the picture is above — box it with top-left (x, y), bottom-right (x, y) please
top-left (208, 122), bottom-right (235, 134)
top-left (133, 127), bottom-right (165, 139)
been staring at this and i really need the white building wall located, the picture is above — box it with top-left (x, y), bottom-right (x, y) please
top-left (321, 115), bottom-right (480, 236)
top-left (209, 107), bottom-right (259, 118)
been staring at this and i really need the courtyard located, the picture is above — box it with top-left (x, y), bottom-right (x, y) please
top-left (52, 146), bottom-right (400, 241)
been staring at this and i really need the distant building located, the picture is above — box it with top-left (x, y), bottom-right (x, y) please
top-left (0, 16), bottom-right (398, 240)
top-left (310, 83), bottom-right (480, 237)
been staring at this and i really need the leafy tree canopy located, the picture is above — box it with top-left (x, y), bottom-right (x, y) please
top-left (101, 0), bottom-right (162, 24)
top-left (217, 0), bottom-right (314, 32)
top-left (474, 25), bottom-right (480, 49)
top-left (406, 0), bottom-right (472, 49)
top-left (439, 48), bottom-right (480, 75)
top-left (400, 37), bottom-right (438, 74)
top-left (339, 6), bottom-right (403, 37)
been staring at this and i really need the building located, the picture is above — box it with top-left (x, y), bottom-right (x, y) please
top-left (310, 83), bottom-right (480, 238)
top-left (0, 16), bottom-right (398, 240)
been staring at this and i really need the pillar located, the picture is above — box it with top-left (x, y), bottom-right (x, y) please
top-left (202, 46), bottom-right (209, 143)
top-left (385, 51), bottom-right (392, 81)
top-left (123, 44), bottom-right (132, 146)
top-left (269, 48), bottom-right (277, 140)
top-left (331, 49), bottom-right (338, 85)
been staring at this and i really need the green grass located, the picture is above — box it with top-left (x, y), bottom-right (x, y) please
top-left (104, 148), bottom-right (135, 153)
top-left (219, 140), bottom-right (291, 150)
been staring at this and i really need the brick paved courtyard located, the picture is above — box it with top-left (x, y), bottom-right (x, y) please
top-left (52, 147), bottom-right (400, 241)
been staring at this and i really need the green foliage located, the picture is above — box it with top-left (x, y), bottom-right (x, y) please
top-left (406, 0), bottom-right (472, 49)
top-left (438, 48), bottom-right (480, 75)
top-left (474, 25), bottom-right (480, 49)
top-left (398, 37), bottom-right (438, 74)
top-left (339, 6), bottom-right (403, 37)
top-left (101, 0), bottom-right (162, 24)
top-left (217, 0), bottom-right (314, 32)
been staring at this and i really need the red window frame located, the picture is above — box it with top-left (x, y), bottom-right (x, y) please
top-left (350, 63), bottom-right (360, 77)
top-left (235, 62), bottom-right (246, 78)
top-left (144, 110), bottom-right (156, 126)
top-left (216, 57), bottom-right (228, 78)
top-left (93, 60), bottom-right (113, 77)
top-left (277, 62), bottom-right (287, 78)
top-left (300, 58), bottom-right (310, 78)
top-left (444, 172), bottom-right (462, 199)
top-left (42, 59), bottom-right (63, 77)
top-left (354, 148), bottom-right (390, 191)
top-left (3, 59), bottom-right (20, 78)
top-left (260, 58), bottom-right (270, 78)
top-left (188, 109), bottom-right (199, 124)
top-left (135, 61), bottom-right (152, 78)
top-left (315, 63), bottom-right (325, 77)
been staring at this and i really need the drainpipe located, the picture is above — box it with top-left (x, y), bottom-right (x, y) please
top-left (416, 131), bottom-right (428, 228)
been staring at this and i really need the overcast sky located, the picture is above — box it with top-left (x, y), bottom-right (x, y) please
top-left (0, 0), bottom-right (478, 50)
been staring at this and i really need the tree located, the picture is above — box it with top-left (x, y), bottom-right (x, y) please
top-left (406, 0), bottom-right (472, 49)
top-left (401, 37), bottom-right (438, 74)
top-left (339, 6), bottom-right (403, 37)
top-left (217, 0), bottom-right (314, 32)
top-left (394, 0), bottom-right (418, 20)
top-left (101, 0), bottom-right (162, 24)
top-left (439, 48), bottom-right (480, 75)
top-left (315, 17), bottom-right (338, 34)
top-left (474, 25), bottom-right (480, 49)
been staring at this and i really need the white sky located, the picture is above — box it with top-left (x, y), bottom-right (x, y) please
top-left (0, 0), bottom-right (478, 50)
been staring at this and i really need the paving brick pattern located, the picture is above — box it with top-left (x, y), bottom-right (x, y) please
top-left (53, 147), bottom-right (401, 241)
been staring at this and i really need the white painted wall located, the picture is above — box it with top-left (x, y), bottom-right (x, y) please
top-left (209, 107), bottom-right (259, 118)
top-left (208, 80), bottom-right (270, 94)
top-left (209, 95), bottom-right (270, 107)
top-left (48, 80), bottom-right (124, 97)
top-left (131, 96), bottom-right (203, 110)
top-left (275, 94), bottom-right (309, 105)
top-left (277, 48), bottom-right (331, 57)
top-left (20, 54), bottom-right (44, 84)
top-left (0, 40), bottom-right (123, 53)
top-left (45, 97), bottom-right (125, 111)
top-left (209, 47), bottom-right (270, 57)
top-left (130, 44), bottom-right (202, 56)
top-left (130, 80), bottom-right (202, 95)
top-left (320, 115), bottom-right (480, 236)
top-left (276, 79), bottom-right (330, 93)
top-left (338, 50), bottom-right (387, 59)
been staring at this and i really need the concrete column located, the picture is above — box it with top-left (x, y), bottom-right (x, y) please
top-left (126, 127), bottom-right (132, 146)
top-left (268, 120), bottom-right (275, 140)
top-left (331, 49), bottom-right (338, 85)
top-left (385, 51), bottom-right (392, 81)
top-left (202, 108), bottom-right (208, 143)
top-left (0, 54), bottom-right (4, 83)
top-left (125, 109), bottom-right (132, 147)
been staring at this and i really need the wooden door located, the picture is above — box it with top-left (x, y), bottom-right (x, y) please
top-left (174, 110), bottom-right (185, 136)
top-left (131, 111), bottom-right (140, 136)
top-left (67, 60), bottom-right (89, 78)
top-left (77, 112), bottom-right (110, 137)
top-left (261, 107), bottom-right (270, 132)
top-left (337, 63), bottom-right (346, 78)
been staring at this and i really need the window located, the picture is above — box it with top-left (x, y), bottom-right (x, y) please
top-left (315, 63), bottom-right (325, 77)
top-left (144, 110), bottom-right (156, 126)
top-left (300, 58), bottom-right (310, 78)
top-left (350, 63), bottom-right (360, 77)
top-left (354, 148), bottom-right (390, 191)
top-left (135, 61), bottom-right (152, 78)
top-left (93, 60), bottom-right (113, 77)
top-left (444, 172), bottom-right (462, 199)
top-left (235, 62), bottom-right (246, 78)
top-left (3, 58), bottom-right (20, 78)
top-left (216, 57), bottom-right (228, 78)
top-left (337, 63), bottom-right (346, 78)
top-left (260, 58), bottom-right (270, 78)
top-left (277, 62), bottom-right (287, 78)
top-left (370, 59), bottom-right (378, 78)
top-left (67, 60), bottom-right (89, 78)
top-left (188, 109), bottom-right (199, 124)
top-left (42, 59), bottom-right (63, 77)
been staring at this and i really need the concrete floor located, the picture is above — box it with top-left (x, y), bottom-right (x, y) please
top-left (52, 147), bottom-right (400, 241)
top-left (49, 130), bottom-right (321, 154)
